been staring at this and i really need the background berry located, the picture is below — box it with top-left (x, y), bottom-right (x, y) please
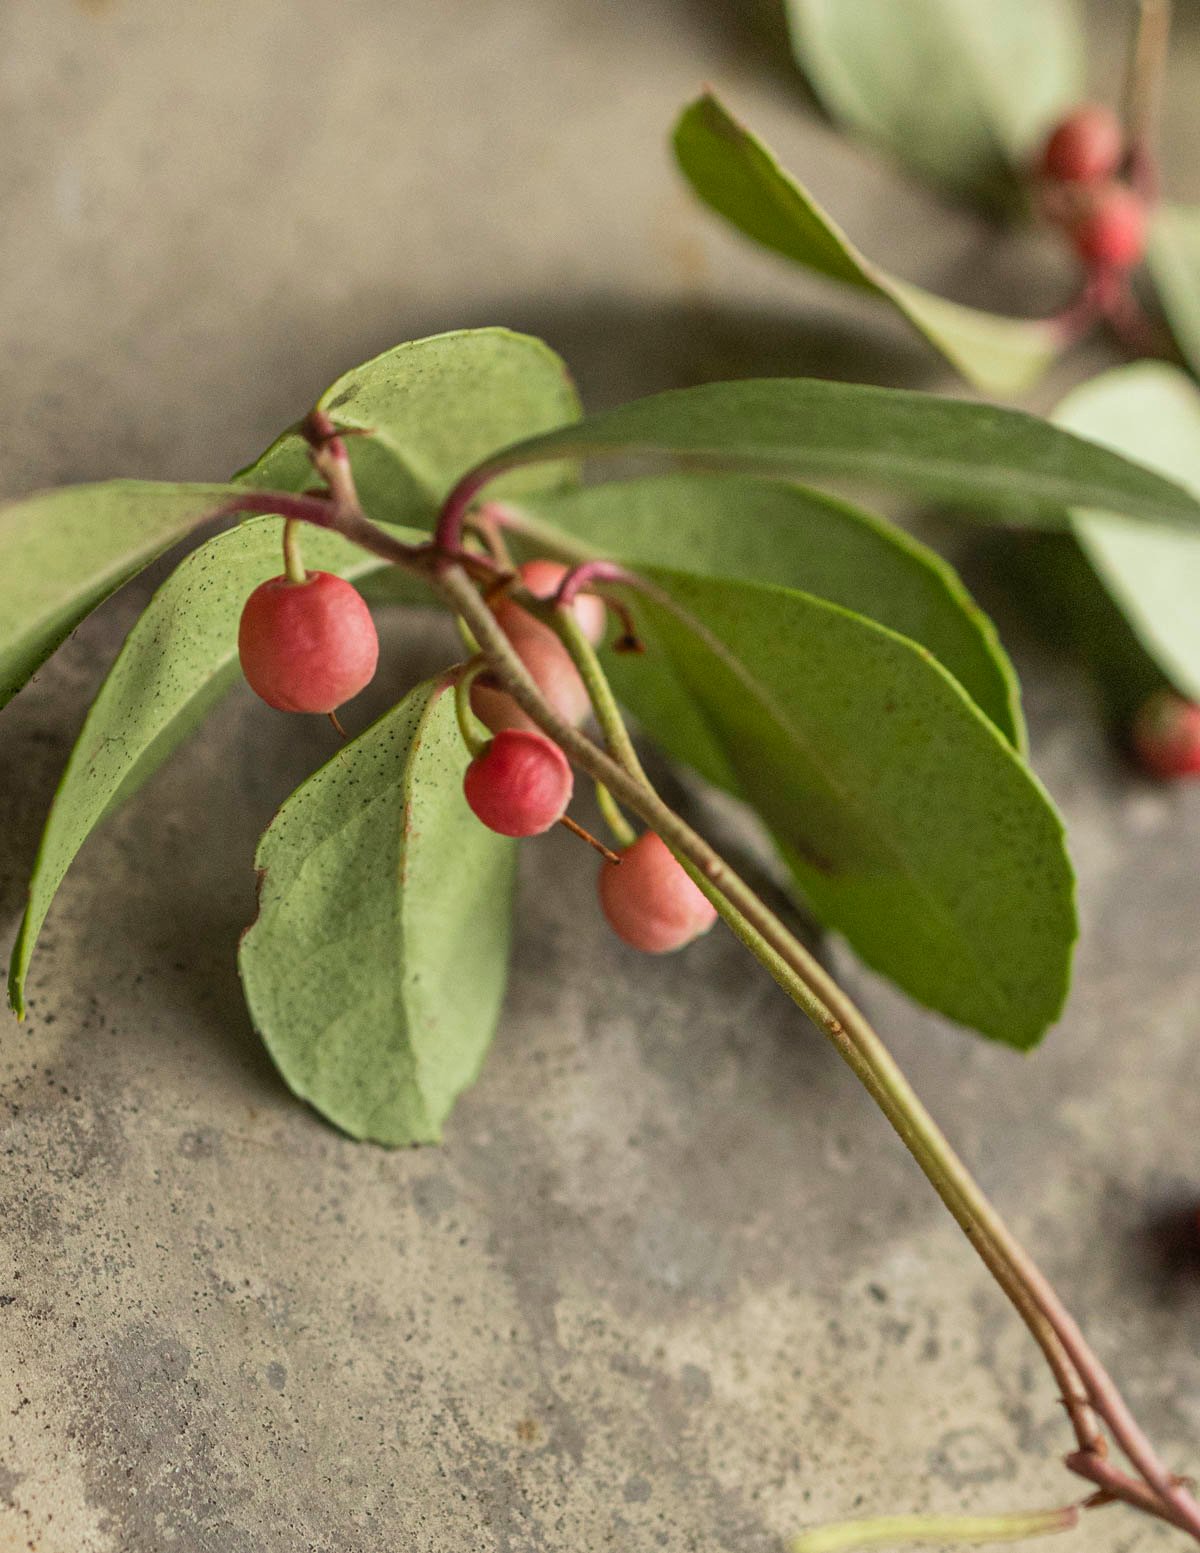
top-left (598, 831), bottom-right (718, 953)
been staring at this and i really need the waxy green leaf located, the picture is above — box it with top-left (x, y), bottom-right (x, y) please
top-left (238, 327), bottom-right (580, 526)
top-left (239, 681), bottom-right (515, 1146)
top-left (1147, 204), bottom-right (1200, 381)
top-left (519, 474), bottom-right (1024, 747)
top-left (0, 481), bottom-right (242, 709)
top-left (631, 567), bottom-right (1075, 1047)
top-left (1055, 363), bottom-right (1200, 703)
top-left (673, 94), bottom-right (1062, 397)
top-left (466, 376), bottom-right (1200, 532)
top-left (784, 0), bottom-right (1083, 203)
top-left (7, 517), bottom-right (425, 1017)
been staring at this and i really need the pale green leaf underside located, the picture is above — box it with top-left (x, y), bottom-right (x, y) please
top-left (674, 94), bottom-right (1061, 397)
top-left (1147, 203), bottom-right (1200, 382)
top-left (239, 681), bottom-right (515, 1146)
top-left (8, 517), bottom-right (425, 1016)
top-left (519, 474), bottom-right (1024, 748)
top-left (0, 481), bottom-right (243, 709)
top-left (237, 327), bottom-right (581, 526)
top-left (784, 0), bottom-right (1083, 202)
top-left (1055, 363), bottom-right (1200, 702)
top-left (471, 376), bottom-right (1200, 532)
top-left (635, 567), bottom-right (1076, 1048)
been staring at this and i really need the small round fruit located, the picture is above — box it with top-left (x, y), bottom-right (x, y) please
top-left (1131, 691), bottom-right (1200, 780)
top-left (1040, 105), bottom-right (1123, 183)
top-left (1070, 183), bottom-right (1146, 270)
top-left (238, 571), bottom-right (379, 713)
top-left (463, 729), bottom-right (574, 837)
top-left (598, 831), bottom-right (718, 953)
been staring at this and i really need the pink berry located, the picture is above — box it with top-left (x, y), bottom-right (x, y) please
top-left (238, 571), bottom-right (379, 713)
top-left (511, 559), bottom-right (607, 646)
top-left (1070, 183), bottom-right (1146, 270)
top-left (598, 832), bottom-right (718, 953)
top-left (1131, 691), bottom-right (1200, 780)
top-left (463, 729), bottom-right (574, 837)
top-left (472, 560), bottom-right (602, 734)
top-left (1040, 105), bottom-right (1123, 183)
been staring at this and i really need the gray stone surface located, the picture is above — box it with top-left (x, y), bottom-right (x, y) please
top-left (2, 2), bottom-right (1200, 1550)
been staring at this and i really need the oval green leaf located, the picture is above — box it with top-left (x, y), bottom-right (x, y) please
top-left (631, 567), bottom-right (1076, 1048)
top-left (0, 480), bottom-right (246, 709)
top-left (464, 376), bottom-right (1200, 532)
top-left (673, 94), bottom-right (1062, 397)
top-left (7, 516), bottom-right (424, 1017)
top-left (517, 473), bottom-right (1024, 747)
top-left (239, 680), bottom-right (516, 1146)
top-left (1055, 362), bottom-right (1200, 702)
top-left (238, 327), bottom-right (581, 525)
top-left (784, 0), bottom-right (1083, 203)
top-left (1147, 203), bottom-right (1200, 381)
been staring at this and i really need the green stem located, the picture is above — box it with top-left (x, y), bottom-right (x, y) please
top-left (431, 560), bottom-right (1200, 1541)
top-left (792, 1503), bottom-right (1080, 1553)
top-left (595, 781), bottom-right (637, 849)
top-left (282, 518), bottom-right (307, 585)
top-left (453, 660), bottom-right (488, 757)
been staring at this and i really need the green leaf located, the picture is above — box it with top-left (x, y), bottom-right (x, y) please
top-left (7, 516), bottom-right (425, 1017)
top-left (1054, 362), bottom-right (1200, 703)
top-left (633, 567), bottom-right (1076, 1047)
top-left (1147, 203), bottom-right (1200, 381)
top-left (783, 0), bottom-right (1083, 203)
top-left (673, 94), bottom-right (1062, 397)
top-left (519, 473), bottom-right (1024, 747)
top-left (0, 480), bottom-right (244, 709)
top-left (466, 376), bottom-right (1200, 532)
top-left (239, 680), bottom-right (515, 1145)
top-left (237, 327), bottom-right (581, 525)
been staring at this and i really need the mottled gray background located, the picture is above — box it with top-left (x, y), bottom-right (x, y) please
top-left (2, 3), bottom-right (1200, 1550)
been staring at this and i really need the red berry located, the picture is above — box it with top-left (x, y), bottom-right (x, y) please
top-left (598, 832), bottom-right (718, 954)
top-left (1131, 691), bottom-right (1200, 780)
top-left (1040, 105), bottom-right (1123, 183)
top-left (463, 729), bottom-right (574, 837)
top-left (1070, 183), bottom-right (1146, 270)
top-left (238, 571), bottom-right (379, 713)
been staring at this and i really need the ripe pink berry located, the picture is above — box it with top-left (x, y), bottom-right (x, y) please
top-left (1070, 183), bottom-right (1147, 270)
top-left (472, 560), bottom-right (603, 734)
top-left (1040, 105), bottom-right (1123, 184)
top-left (238, 571), bottom-right (379, 713)
top-left (598, 832), bottom-right (718, 954)
top-left (1131, 691), bottom-right (1200, 780)
top-left (463, 729), bottom-right (574, 837)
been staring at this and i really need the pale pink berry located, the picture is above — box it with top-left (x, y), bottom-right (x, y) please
top-left (598, 832), bottom-right (718, 953)
top-left (1070, 183), bottom-right (1147, 270)
top-left (463, 729), bottom-right (574, 837)
top-left (238, 571), bottom-right (378, 713)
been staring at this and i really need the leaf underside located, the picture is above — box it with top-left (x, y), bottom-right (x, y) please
top-left (239, 682), bottom-right (516, 1146)
top-left (1055, 362), bottom-right (1200, 704)
top-left (783, 0), bottom-right (1084, 205)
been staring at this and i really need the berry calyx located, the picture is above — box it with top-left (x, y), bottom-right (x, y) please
top-left (1040, 105), bottom-right (1124, 184)
top-left (1131, 691), bottom-right (1200, 780)
top-left (1069, 183), bottom-right (1147, 271)
top-left (238, 571), bottom-right (379, 713)
top-left (463, 729), bottom-right (574, 837)
top-left (597, 831), bottom-right (718, 953)
top-left (472, 559), bottom-right (604, 734)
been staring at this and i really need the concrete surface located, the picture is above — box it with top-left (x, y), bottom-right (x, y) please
top-left (2, 2), bottom-right (1200, 1549)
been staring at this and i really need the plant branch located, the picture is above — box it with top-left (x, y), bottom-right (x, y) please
top-left (791, 1500), bottom-right (1081, 1552)
top-left (1124, 0), bottom-right (1172, 202)
top-left (430, 559), bottom-right (1200, 1542)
